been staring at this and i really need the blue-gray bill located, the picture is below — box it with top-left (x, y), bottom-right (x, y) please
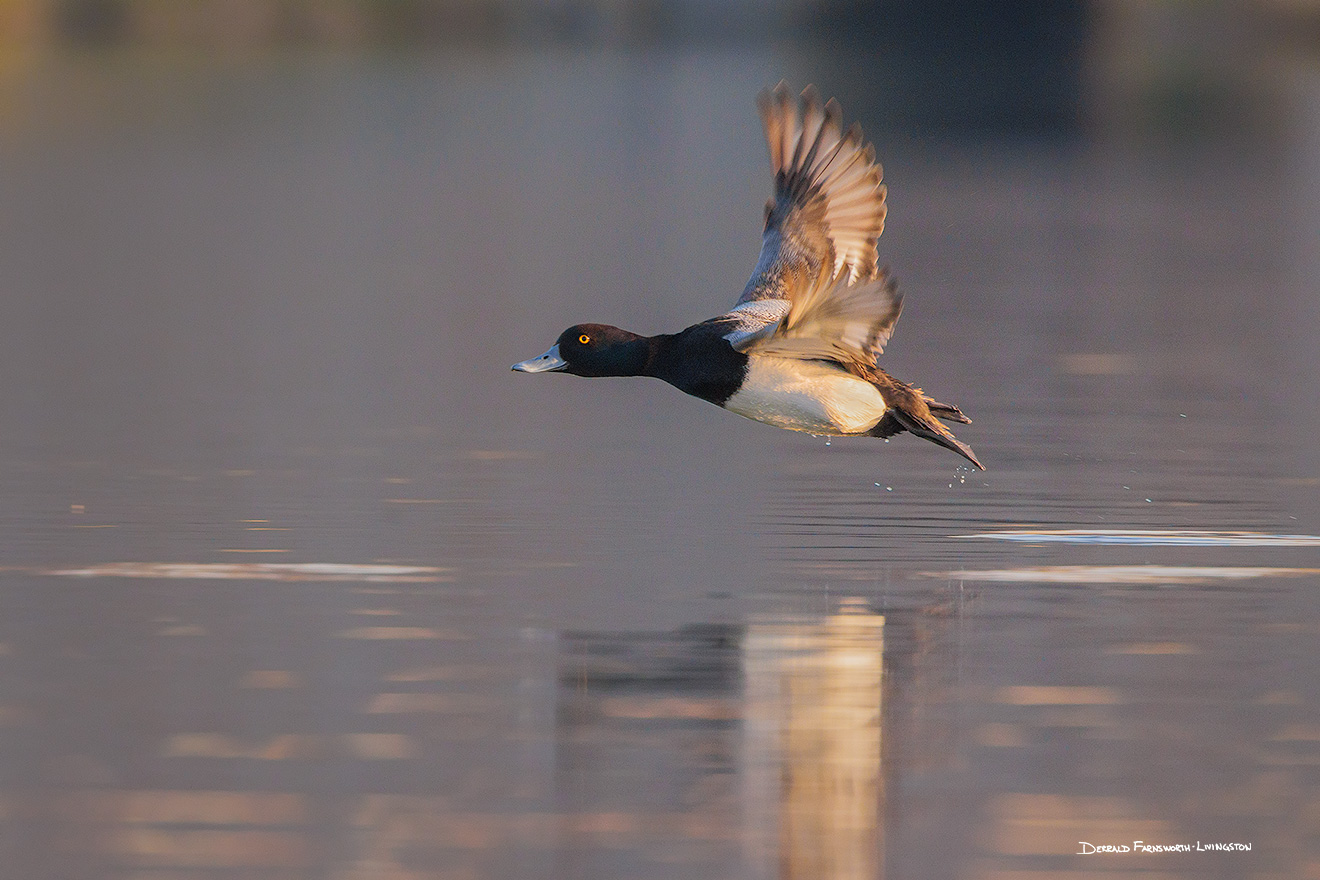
top-left (511, 344), bottom-right (568, 373)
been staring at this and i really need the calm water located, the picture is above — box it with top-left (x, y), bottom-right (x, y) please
top-left (1, 48), bottom-right (1319, 878)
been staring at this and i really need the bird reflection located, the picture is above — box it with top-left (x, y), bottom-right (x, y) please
top-left (559, 599), bottom-right (888, 879)
top-left (44, 601), bottom-right (896, 878)
top-left (743, 600), bottom-right (884, 880)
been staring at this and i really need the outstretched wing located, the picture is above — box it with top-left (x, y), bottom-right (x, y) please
top-left (730, 260), bottom-right (903, 370)
top-left (736, 83), bottom-right (887, 306)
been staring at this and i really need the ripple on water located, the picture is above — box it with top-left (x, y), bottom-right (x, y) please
top-left (953, 529), bottom-right (1320, 547)
top-left (38, 563), bottom-right (450, 582)
top-left (921, 565), bottom-right (1320, 584)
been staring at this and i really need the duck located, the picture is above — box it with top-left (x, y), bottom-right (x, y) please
top-left (512, 83), bottom-right (983, 470)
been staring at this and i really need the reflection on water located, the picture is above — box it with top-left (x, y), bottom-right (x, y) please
top-left (743, 602), bottom-right (884, 880)
top-left (560, 602), bottom-right (889, 879)
top-left (33, 605), bottom-right (889, 877)
top-left (5, 549), bottom-right (1320, 877)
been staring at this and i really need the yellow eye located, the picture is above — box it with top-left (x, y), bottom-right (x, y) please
top-left (578, 334), bottom-right (590, 344)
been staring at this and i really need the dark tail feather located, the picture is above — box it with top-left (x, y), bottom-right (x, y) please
top-left (869, 412), bottom-right (906, 439)
top-left (884, 407), bottom-right (985, 471)
top-left (926, 397), bottom-right (971, 425)
top-left (893, 409), bottom-right (984, 470)
top-left (863, 368), bottom-right (983, 469)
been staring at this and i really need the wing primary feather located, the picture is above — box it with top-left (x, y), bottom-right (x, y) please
top-left (807, 98), bottom-right (844, 172)
top-left (817, 146), bottom-right (868, 193)
top-left (738, 84), bottom-right (890, 308)
top-left (774, 83), bottom-right (794, 178)
top-left (756, 87), bottom-right (784, 175)
top-left (791, 85), bottom-right (826, 185)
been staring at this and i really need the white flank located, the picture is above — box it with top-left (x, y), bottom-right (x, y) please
top-left (724, 357), bottom-right (886, 435)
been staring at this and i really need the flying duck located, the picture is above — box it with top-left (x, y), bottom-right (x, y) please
top-left (512, 83), bottom-right (983, 470)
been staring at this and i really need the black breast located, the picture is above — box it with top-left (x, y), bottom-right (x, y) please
top-left (647, 323), bottom-right (749, 406)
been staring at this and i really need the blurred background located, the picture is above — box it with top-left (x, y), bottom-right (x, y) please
top-left (1, 2), bottom-right (1319, 878)
top-left (1, 0), bottom-right (1318, 131)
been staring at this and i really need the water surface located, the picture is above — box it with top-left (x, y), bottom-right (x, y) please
top-left (0, 49), bottom-right (1318, 878)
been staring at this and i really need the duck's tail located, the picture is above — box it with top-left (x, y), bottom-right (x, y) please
top-left (867, 376), bottom-right (983, 470)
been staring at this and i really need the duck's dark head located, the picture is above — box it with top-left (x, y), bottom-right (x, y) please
top-left (511, 324), bottom-right (652, 378)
